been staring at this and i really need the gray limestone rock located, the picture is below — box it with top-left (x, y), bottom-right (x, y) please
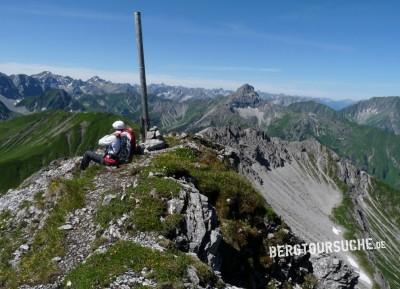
top-left (311, 254), bottom-right (359, 289)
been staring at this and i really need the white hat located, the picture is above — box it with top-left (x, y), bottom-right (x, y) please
top-left (112, 120), bottom-right (125, 130)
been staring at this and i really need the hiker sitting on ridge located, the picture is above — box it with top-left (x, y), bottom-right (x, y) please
top-left (80, 120), bottom-right (136, 170)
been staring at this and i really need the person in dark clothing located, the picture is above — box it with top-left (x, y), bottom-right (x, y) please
top-left (80, 120), bottom-right (125, 170)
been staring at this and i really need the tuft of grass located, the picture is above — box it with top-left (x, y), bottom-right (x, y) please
top-left (96, 192), bottom-right (132, 229)
top-left (33, 191), bottom-right (44, 202)
top-left (135, 177), bottom-right (181, 199)
top-left (0, 210), bottom-right (23, 288)
top-left (130, 193), bottom-right (165, 232)
top-left (0, 210), bottom-right (12, 228)
top-left (95, 177), bottom-right (181, 232)
top-left (302, 274), bottom-right (318, 289)
top-left (0, 230), bottom-right (22, 288)
top-left (64, 240), bottom-right (217, 289)
top-left (19, 200), bottom-right (32, 210)
top-left (164, 135), bottom-right (181, 148)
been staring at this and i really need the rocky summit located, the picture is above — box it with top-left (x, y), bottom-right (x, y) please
top-left (0, 133), bottom-right (366, 289)
top-left (227, 84), bottom-right (262, 109)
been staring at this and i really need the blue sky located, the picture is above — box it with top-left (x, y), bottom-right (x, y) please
top-left (1, 0), bottom-right (399, 99)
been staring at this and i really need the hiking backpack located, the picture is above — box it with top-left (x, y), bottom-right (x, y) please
top-left (116, 128), bottom-right (136, 164)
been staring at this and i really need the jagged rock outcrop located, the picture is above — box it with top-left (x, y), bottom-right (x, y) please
top-left (228, 84), bottom-right (262, 109)
top-left (167, 180), bottom-right (223, 271)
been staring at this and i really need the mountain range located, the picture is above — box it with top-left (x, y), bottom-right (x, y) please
top-left (0, 71), bottom-right (394, 134)
top-left (0, 71), bottom-right (231, 103)
top-left (0, 71), bottom-right (353, 118)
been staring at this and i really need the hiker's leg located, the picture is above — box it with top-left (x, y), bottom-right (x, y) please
top-left (80, 151), bottom-right (91, 170)
top-left (80, 151), bottom-right (103, 170)
top-left (87, 151), bottom-right (104, 165)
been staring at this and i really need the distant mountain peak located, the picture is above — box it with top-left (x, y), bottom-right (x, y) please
top-left (228, 84), bottom-right (261, 108)
top-left (31, 71), bottom-right (73, 81)
top-left (33, 71), bottom-right (54, 78)
top-left (236, 83), bottom-right (255, 94)
top-left (87, 75), bottom-right (106, 83)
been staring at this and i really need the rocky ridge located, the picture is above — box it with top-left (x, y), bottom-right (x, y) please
top-left (0, 152), bottom-right (224, 288)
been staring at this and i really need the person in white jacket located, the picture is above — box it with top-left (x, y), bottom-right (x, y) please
top-left (80, 120), bottom-right (125, 170)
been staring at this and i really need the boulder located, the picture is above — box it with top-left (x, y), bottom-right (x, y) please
top-left (142, 139), bottom-right (166, 151)
top-left (169, 181), bottom-right (223, 271)
top-left (311, 254), bottom-right (359, 289)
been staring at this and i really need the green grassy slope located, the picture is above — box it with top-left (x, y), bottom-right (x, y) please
top-left (79, 93), bottom-right (141, 119)
top-left (288, 100), bottom-right (340, 120)
top-left (78, 92), bottom-right (221, 133)
top-left (17, 89), bottom-right (83, 112)
top-left (153, 98), bottom-right (223, 132)
top-left (341, 96), bottom-right (400, 135)
top-left (330, 165), bottom-right (400, 288)
top-left (366, 180), bottom-right (400, 288)
top-left (0, 111), bottom-right (138, 193)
